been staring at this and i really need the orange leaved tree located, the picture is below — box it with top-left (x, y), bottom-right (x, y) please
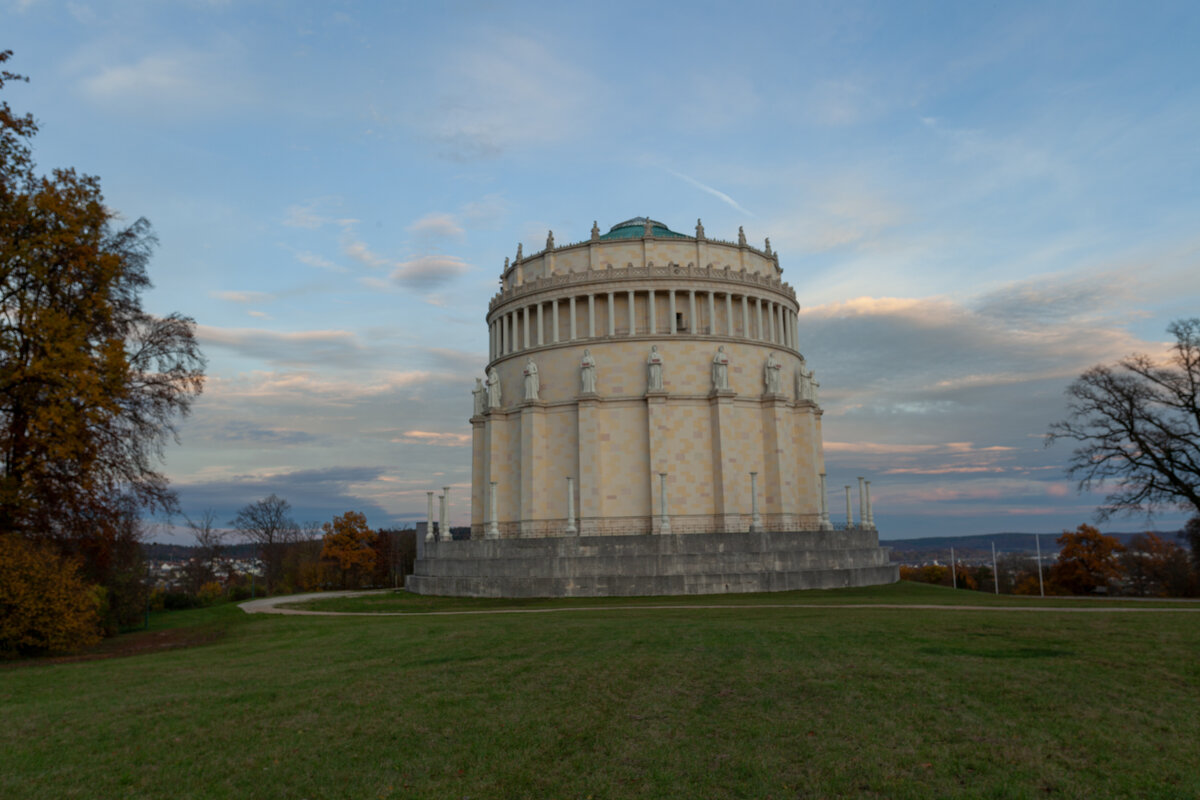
top-left (0, 534), bottom-right (101, 655)
top-left (320, 512), bottom-right (377, 589)
top-left (1049, 524), bottom-right (1125, 595)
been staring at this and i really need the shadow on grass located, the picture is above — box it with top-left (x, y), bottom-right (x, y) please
top-left (2, 602), bottom-right (247, 669)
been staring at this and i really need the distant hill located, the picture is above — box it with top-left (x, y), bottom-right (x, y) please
top-left (143, 541), bottom-right (259, 561)
top-left (883, 530), bottom-right (1189, 561)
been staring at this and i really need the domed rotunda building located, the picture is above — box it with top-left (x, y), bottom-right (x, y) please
top-left (406, 217), bottom-right (897, 597)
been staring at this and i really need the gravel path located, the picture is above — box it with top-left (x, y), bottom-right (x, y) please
top-left (240, 591), bottom-right (1200, 617)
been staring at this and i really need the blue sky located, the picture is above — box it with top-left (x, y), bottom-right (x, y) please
top-left (6, 0), bottom-right (1199, 540)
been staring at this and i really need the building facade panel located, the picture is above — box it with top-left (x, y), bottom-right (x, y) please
top-left (473, 218), bottom-right (828, 538)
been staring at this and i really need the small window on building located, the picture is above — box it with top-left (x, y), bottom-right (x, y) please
top-left (676, 312), bottom-right (687, 332)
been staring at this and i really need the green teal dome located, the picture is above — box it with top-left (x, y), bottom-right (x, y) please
top-left (598, 217), bottom-right (689, 241)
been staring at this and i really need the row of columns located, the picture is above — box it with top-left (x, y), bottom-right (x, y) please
top-left (840, 477), bottom-right (875, 530)
top-left (424, 487), bottom-right (452, 543)
top-left (470, 471), bottom-right (867, 538)
top-left (488, 289), bottom-right (801, 360)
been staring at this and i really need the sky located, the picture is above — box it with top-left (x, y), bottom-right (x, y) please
top-left (5, 0), bottom-right (1199, 541)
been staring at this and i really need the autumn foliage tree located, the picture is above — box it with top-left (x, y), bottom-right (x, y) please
top-left (320, 512), bottom-right (377, 588)
top-left (1119, 532), bottom-right (1193, 597)
top-left (1049, 524), bottom-right (1125, 595)
top-left (0, 52), bottom-right (205, 639)
top-left (0, 533), bottom-right (101, 656)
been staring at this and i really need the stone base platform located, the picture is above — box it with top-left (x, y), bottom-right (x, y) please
top-left (406, 529), bottom-right (898, 598)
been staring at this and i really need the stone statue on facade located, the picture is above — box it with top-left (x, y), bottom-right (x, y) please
top-left (472, 378), bottom-right (486, 416)
top-left (764, 352), bottom-right (782, 394)
top-left (580, 348), bottom-right (597, 394)
top-left (796, 363), bottom-right (819, 404)
top-left (487, 367), bottom-right (501, 409)
top-left (738, 226), bottom-right (747, 246)
top-left (523, 357), bottom-right (539, 401)
top-left (646, 346), bottom-right (664, 392)
top-left (591, 220), bottom-right (600, 241)
top-left (712, 346), bottom-right (730, 391)
top-left (695, 218), bottom-right (705, 239)
top-left (546, 230), bottom-right (555, 250)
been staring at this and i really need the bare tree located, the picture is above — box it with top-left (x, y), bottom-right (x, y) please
top-left (183, 508), bottom-right (226, 593)
top-left (1047, 319), bottom-right (1200, 520)
top-left (231, 494), bottom-right (299, 591)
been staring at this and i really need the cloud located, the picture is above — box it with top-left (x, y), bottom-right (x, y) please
top-left (766, 178), bottom-right (907, 255)
top-left (283, 197), bottom-right (355, 230)
top-left (391, 255), bottom-right (471, 291)
top-left (461, 194), bottom-right (509, 229)
top-left (416, 35), bottom-right (604, 160)
top-left (392, 430), bottom-right (472, 447)
top-left (66, 2), bottom-right (96, 23)
top-left (294, 250), bottom-right (340, 271)
top-left (79, 42), bottom-right (254, 115)
top-left (175, 466), bottom-right (395, 526)
top-left (206, 421), bottom-right (318, 445)
top-left (212, 290), bottom-right (273, 304)
top-left (408, 213), bottom-right (464, 239)
top-left (196, 326), bottom-right (366, 368)
top-left (343, 238), bottom-right (390, 269)
top-left (668, 170), bottom-right (755, 217)
top-left (799, 273), bottom-right (1169, 533)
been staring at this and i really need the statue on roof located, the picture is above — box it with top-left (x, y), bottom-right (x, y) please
top-left (695, 218), bottom-right (705, 239)
top-left (643, 218), bottom-right (654, 237)
top-left (591, 221), bottom-right (600, 241)
top-left (738, 226), bottom-right (747, 247)
top-left (764, 237), bottom-right (772, 256)
top-left (546, 230), bottom-right (555, 250)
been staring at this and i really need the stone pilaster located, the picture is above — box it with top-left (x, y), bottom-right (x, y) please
top-left (470, 416), bottom-right (486, 537)
top-left (576, 395), bottom-right (603, 534)
top-left (708, 388), bottom-right (739, 531)
top-left (646, 391), bottom-right (670, 530)
top-left (519, 401), bottom-right (546, 537)
top-left (483, 410), bottom-right (513, 537)
top-left (760, 394), bottom-right (790, 528)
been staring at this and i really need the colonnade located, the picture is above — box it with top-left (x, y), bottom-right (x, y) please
top-left (461, 471), bottom-right (878, 539)
top-left (488, 288), bottom-right (800, 361)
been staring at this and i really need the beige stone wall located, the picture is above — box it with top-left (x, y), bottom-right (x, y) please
top-left (472, 223), bottom-right (825, 540)
top-left (502, 235), bottom-right (781, 291)
top-left (471, 336), bottom-right (825, 538)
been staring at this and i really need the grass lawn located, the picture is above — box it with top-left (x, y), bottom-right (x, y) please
top-left (3, 582), bottom-right (1198, 799)
top-left (277, 580), bottom-right (1199, 613)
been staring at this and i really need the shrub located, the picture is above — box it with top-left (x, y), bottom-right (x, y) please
top-left (228, 585), bottom-right (252, 602)
top-left (161, 591), bottom-right (201, 611)
top-left (0, 534), bottom-right (102, 656)
top-left (196, 581), bottom-right (223, 606)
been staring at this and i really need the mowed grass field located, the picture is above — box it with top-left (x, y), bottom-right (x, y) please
top-left (3, 583), bottom-right (1198, 799)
